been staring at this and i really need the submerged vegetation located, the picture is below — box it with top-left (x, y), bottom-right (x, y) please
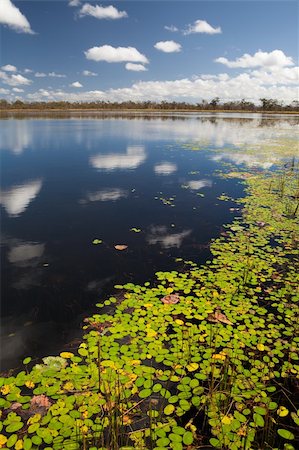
top-left (0, 147), bottom-right (298, 449)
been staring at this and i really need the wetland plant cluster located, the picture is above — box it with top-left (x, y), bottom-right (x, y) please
top-left (0, 160), bottom-right (298, 450)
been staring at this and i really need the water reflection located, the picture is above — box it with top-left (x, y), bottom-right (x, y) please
top-left (0, 179), bottom-right (42, 217)
top-left (89, 145), bottom-right (146, 171)
top-left (147, 226), bottom-right (192, 249)
top-left (212, 153), bottom-right (277, 169)
top-left (82, 188), bottom-right (128, 203)
top-left (154, 162), bottom-right (177, 175)
top-left (186, 179), bottom-right (213, 190)
top-left (8, 242), bottom-right (45, 266)
top-left (0, 120), bottom-right (32, 155)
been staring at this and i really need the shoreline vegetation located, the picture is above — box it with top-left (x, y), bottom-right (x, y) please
top-left (0, 145), bottom-right (298, 449)
top-left (0, 98), bottom-right (299, 114)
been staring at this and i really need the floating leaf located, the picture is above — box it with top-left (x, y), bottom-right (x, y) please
top-left (208, 311), bottom-right (233, 325)
top-left (277, 429), bottom-right (294, 440)
top-left (277, 406), bottom-right (289, 417)
top-left (161, 294), bottom-right (180, 304)
top-left (92, 239), bottom-right (102, 245)
top-left (186, 362), bottom-right (199, 372)
top-left (60, 352), bottom-right (74, 359)
top-left (164, 404), bottom-right (175, 415)
top-left (115, 245), bottom-right (128, 251)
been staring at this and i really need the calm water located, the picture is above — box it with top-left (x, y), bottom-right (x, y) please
top-left (1, 113), bottom-right (298, 370)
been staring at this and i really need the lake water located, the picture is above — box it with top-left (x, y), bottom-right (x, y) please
top-left (1, 112), bottom-right (298, 370)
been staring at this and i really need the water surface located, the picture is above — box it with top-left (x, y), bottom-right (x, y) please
top-left (1, 113), bottom-right (298, 370)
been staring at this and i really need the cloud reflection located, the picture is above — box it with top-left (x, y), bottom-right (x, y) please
top-left (212, 153), bottom-right (277, 169)
top-left (147, 225), bottom-right (191, 249)
top-left (8, 243), bottom-right (45, 266)
top-left (90, 145), bottom-right (146, 171)
top-left (0, 179), bottom-right (42, 217)
top-left (186, 179), bottom-right (212, 190)
top-left (154, 162), bottom-right (177, 175)
top-left (84, 188), bottom-right (128, 202)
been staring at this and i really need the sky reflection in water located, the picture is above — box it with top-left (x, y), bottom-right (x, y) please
top-left (0, 113), bottom-right (298, 369)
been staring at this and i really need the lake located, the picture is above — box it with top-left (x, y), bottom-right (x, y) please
top-left (1, 112), bottom-right (298, 370)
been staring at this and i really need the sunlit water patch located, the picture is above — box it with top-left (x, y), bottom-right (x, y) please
top-left (0, 113), bottom-right (298, 370)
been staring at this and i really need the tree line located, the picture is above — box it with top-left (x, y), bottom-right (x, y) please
top-left (0, 98), bottom-right (298, 112)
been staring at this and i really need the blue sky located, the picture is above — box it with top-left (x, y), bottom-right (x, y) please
top-left (0, 0), bottom-right (298, 103)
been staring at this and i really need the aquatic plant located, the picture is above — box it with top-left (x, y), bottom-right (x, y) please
top-left (0, 156), bottom-right (298, 449)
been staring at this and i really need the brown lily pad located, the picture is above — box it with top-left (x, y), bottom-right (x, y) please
top-left (208, 311), bottom-right (233, 325)
top-left (114, 245), bottom-right (128, 251)
top-left (161, 294), bottom-right (180, 304)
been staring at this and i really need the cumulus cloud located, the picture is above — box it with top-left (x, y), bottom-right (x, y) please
top-left (1, 64), bottom-right (17, 72)
top-left (68, 0), bottom-right (81, 6)
top-left (184, 19), bottom-right (221, 35)
top-left (79, 3), bottom-right (128, 20)
top-left (215, 50), bottom-right (294, 69)
top-left (125, 63), bottom-right (147, 72)
top-left (83, 70), bottom-right (97, 76)
top-left (154, 40), bottom-right (182, 53)
top-left (24, 64), bottom-right (299, 105)
top-left (0, 88), bottom-right (10, 95)
top-left (0, 71), bottom-right (32, 86)
top-left (71, 81), bottom-right (83, 88)
top-left (12, 87), bottom-right (24, 92)
top-left (0, 180), bottom-right (42, 217)
top-left (154, 162), bottom-right (177, 175)
top-left (85, 45), bottom-right (149, 64)
top-left (0, 0), bottom-right (34, 34)
top-left (90, 145), bottom-right (146, 171)
top-left (164, 25), bottom-right (178, 32)
top-left (35, 72), bottom-right (47, 78)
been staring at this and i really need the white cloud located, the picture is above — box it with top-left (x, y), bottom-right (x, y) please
top-left (24, 64), bottom-right (299, 105)
top-left (215, 50), bottom-right (294, 69)
top-left (154, 162), bottom-right (177, 175)
top-left (85, 45), bottom-right (149, 64)
top-left (12, 87), bottom-right (24, 92)
top-left (0, 88), bottom-right (10, 95)
top-left (35, 71), bottom-right (66, 78)
top-left (24, 68), bottom-right (33, 73)
top-left (186, 179), bottom-right (212, 190)
top-left (90, 145), bottom-right (146, 171)
top-left (83, 70), bottom-right (97, 76)
top-left (164, 25), bottom-right (178, 32)
top-left (79, 3), bottom-right (128, 20)
top-left (71, 81), bottom-right (83, 88)
top-left (125, 63), bottom-right (147, 72)
top-left (48, 72), bottom-right (66, 78)
top-left (0, 180), bottom-right (42, 217)
top-left (1, 64), bottom-right (17, 72)
top-left (0, 71), bottom-right (32, 86)
top-left (184, 19), bottom-right (221, 35)
top-left (154, 40), bottom-right (181, 53)
top-left (212, 153), bottom-right (277, 170)
top-left (0, 0), bottom-right (34, 34)
top-left (69, 0), bottom-right (81, 6)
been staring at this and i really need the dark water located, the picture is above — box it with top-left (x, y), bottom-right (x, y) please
top-left (1, 113), bottom-right (298, 370)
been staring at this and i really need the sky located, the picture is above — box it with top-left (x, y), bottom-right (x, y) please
top-left (0, 0), bottom-right (298, 104)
